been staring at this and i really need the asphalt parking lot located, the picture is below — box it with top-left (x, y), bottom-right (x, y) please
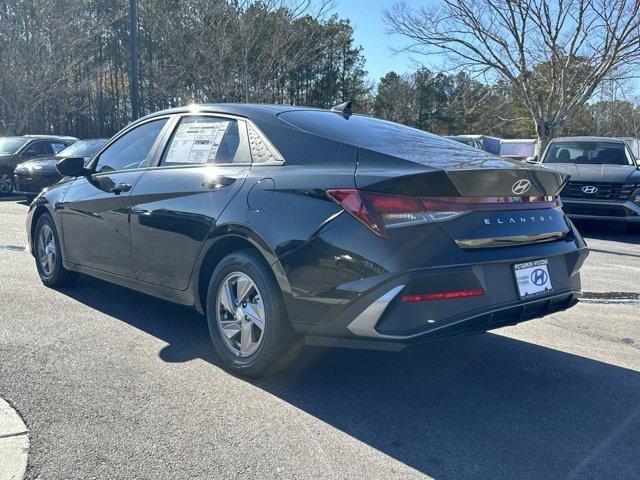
top-left (0, 197), bottom-right (639, 480)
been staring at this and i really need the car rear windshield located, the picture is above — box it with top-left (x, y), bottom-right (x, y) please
top-left (57, 140), bottom-right (107, 159)
top-left (278, 110), bottom-right (509, 167)
top-left (279, 110), bottom-right (436, 148)
top-left (544, 141), bottom-right (634, 166)
top-left (0, 137), bottom-right (28, 155)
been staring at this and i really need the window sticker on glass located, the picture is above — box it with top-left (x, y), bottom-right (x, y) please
top-left (165, 119), bottom-right (230, 165)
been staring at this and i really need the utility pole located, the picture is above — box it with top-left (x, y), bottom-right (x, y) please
top-left (129, 0), bottom-right (140, 120)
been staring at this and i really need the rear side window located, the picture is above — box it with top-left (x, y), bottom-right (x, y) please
top-left (50, 142), bottom-right (68, 153)
top-left (94, 119), bottom-right (167, 173)
top-left (161, 116), bottom-right (248, 166)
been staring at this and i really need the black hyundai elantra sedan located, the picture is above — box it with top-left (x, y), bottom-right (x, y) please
top-left (26, 103), bottom-right (588, 376)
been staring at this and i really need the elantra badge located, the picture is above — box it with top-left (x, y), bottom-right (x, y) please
top-left (581, 185), bottom-right (598, 194)
top-left (512, 179), bottom-right (531, 195)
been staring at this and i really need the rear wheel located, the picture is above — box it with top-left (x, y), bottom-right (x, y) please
top-left (0, 172), bottom-right (13, 196)
top-left (206, 250), bottom-right (303, 377)
top-left (34, 213), bottom-right (78, 287)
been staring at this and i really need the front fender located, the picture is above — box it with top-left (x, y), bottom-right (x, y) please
top-left (26, 181), bottom-right (71, 257)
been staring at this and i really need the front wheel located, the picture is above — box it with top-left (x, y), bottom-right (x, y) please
top-left (206, 250), bottom-right (303, 377)
top-left (34, 213), bottom-right (78, 287)
top-left (0, 172), bottom-right (14, 196)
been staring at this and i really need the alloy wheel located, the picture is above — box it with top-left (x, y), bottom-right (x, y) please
top-left (0, 173), bottom-right (13, 194)
top-left (37, 224), bottom-right (56, 277)
top-left (215, 272), bottom-right (266, 357)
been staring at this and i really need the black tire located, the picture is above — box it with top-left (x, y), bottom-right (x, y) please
top-left (34, 213), bottom-right (78, 287)
top-left (626, 223), bottom-right (640, 234)
top-left (206, 250), bottom-right (303, 377)
top-left (0, 171), bottom-right (13, 197)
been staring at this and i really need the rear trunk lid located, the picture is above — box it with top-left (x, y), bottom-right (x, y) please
top-left (356, 148), bottom-right (570, 247)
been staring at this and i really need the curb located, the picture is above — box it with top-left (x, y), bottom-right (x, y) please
top-left (0, 398), bottom-right (29, 480)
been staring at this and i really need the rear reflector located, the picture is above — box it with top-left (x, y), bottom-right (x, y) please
top-left (400, 288), bottom-right (485, 302)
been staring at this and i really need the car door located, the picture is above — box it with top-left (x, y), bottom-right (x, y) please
top-left (129, 114), bottom-right (251, 290)
top-left (60, 117), bottom-right (170, 276)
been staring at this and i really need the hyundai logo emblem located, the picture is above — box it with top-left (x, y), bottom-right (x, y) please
top-left (581, 185), bottom-right (598, 194)
top-left (512, 179), bottom-right (531, 195)
top-left (531, 268), bottom-right (548, 286)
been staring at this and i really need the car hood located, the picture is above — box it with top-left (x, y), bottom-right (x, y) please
top-left (16, 156), bottom-right (62, 171)
top-left (543, 163), bottom-right (640, 183)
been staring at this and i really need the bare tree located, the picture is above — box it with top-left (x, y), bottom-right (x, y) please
top-left (384, 0), bottom-right (640, 154)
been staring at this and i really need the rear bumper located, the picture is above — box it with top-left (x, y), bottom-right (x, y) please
top-left (562, 198), bottom-right (640, 223)
top-left (295, 245), bottom-right (587, 349)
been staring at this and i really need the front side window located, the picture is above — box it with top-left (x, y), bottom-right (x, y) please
top-left (544, 141), bottom-right (634, 166)
top-left (94, 119), bottom-right (167, 173)
top-left (22, 141), bottom-right (53, 156)
top-left (161, 116), bottom-right (247, 166)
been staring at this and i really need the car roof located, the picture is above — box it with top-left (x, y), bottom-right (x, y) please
top-left (551, 136), bottom-right (626, 143)
top-left (21, 135), bottom-right (78, 141)
top-left (137, 103), bottom-right (323, 124)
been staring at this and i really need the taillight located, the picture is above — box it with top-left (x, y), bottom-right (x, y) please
top-left (326, 189), bottom-right (559, 238)
top-left (326, 189), bottom-right (465, 237)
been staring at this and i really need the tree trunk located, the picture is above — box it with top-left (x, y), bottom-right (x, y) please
top-left (534, 121), bottom-right (556, 160)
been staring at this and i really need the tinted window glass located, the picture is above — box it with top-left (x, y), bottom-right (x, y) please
top-left (161, 116), bottom-right (246, 166)
top-left (544, 141), bottom-right (633, 166)
top-left (23, 141), bottom-right (53, 156)
top-left (278, 110), bottom-right (507, 168)
top-left (95, 119), bottom-right (167, 173)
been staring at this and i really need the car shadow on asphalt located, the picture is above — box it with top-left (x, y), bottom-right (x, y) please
top-left (573, 220), bottom-right (640, 245)
top-left (63, 275), bottom-right (640, 480)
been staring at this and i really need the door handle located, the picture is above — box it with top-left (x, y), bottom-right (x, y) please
top-left (110, 183), bottom-right (132, 195)
top-left (202, 176), bottom-right (236, 189)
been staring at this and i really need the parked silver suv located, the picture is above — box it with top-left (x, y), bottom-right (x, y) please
top-left (540, 136), bottom-right (640, 233)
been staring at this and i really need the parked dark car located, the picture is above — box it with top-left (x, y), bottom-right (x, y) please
top-left (14, 139), bottom-right (108, 201)
top-left (0, 135), bottom-right (77, 196)
top-left (540, 136), bottom-right (640, 233)
top-left (26, 103), bottom-right (588, 376)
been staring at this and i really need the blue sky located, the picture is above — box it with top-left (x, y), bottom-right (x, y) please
top-left (330, 0), bottom-right (435, 82)
top-left (329, 1), bottom-right (639, 95)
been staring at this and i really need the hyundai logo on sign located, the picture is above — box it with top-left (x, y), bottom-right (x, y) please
top-left (581, 185), bottom-right (598, 194)
top-left (512, 179), bottom-right (531, 195)
top-left (531, 268), bottom-right (548, 286)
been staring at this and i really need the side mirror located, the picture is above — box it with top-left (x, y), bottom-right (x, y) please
top-left (56, 157), bottom-right (88, 177)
